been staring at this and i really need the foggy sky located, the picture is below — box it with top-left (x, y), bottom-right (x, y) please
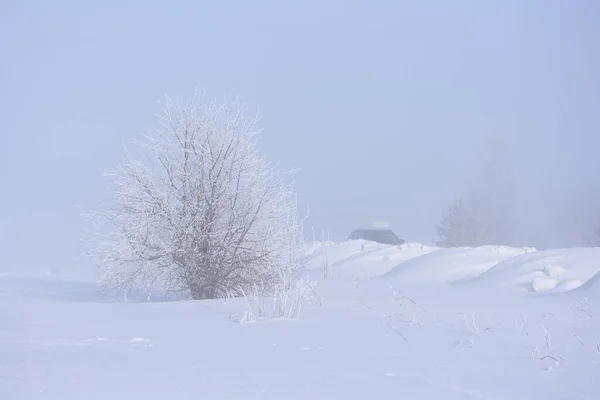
top-left (1, 0), bottom-right (599, 273)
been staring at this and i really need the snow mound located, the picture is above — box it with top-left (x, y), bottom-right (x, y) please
top-left (381, 245), bottom-right (537, 284)
top-left (475, 247), bottom-right (600, 293)
top-left (572, 271), bottom-right (600, 295)
top-left (302, 240), bottom-right (376, 270)
top-left (299, 240), bottom-right (334, 260)
top-left (303, 240), bottom-right (437, 279)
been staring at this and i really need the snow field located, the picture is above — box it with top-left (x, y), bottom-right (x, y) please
top-left (1, 240), bottom-right (599, 399)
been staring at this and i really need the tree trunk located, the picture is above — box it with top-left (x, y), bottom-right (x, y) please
top-left (189, 282), bottom-right (217, 300)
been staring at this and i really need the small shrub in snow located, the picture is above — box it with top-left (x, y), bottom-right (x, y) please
top-left (273, 275), bottom-right (319, 319)
top-left (233, 275), bottom-right (320, 322)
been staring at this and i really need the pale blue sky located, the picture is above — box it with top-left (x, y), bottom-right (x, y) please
top-left (1, 1), bottom-right (599, 272)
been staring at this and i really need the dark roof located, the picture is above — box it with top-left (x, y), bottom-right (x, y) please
top-left (348, 228), bottom-right (404, 245)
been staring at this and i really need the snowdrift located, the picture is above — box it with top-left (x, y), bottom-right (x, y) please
top-left (302, 240), bottom-right (437, 279)
top-left (380, 245), bottom-right (537, 284)
top-left (303, 240), bottom-right (600, 296)
top-left (572, 271), bottom-right (600, 294)
top-left (474, 247), bottom-right (600, 294)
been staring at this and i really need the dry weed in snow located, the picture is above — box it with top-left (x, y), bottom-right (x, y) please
top-left (233, 275), bottom-right (321, 323)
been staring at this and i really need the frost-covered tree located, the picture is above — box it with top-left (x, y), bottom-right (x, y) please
top-left (82, 92), bottom-right (305, 300)
top-left (582, 218), bottom-right (600, 247)
top-left (435, 196), bottom-right (475, 247)
top-left (435, 190), bottom-right (510, 247)
top-left (435, 134), bottom-right (516, 247)
top-left (574, 192), bottom-right (600, 247)
top-left (588, 226), bottom-right (600, 247)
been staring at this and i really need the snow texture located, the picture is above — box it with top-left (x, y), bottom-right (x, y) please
top-left (1, 240), bottom-right (599, 399)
